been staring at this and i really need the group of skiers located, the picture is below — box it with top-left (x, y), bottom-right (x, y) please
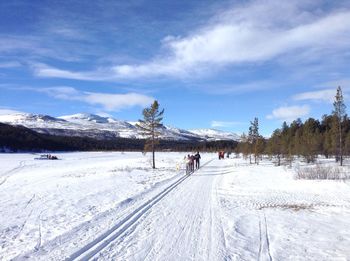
top-left (183, 150), bottom-right (230, 174)
top-left (185, 152), bottom-right (201, 174)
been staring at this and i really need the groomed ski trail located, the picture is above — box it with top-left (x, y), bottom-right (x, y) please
top-left (70, 159), bottom-right (230, 260)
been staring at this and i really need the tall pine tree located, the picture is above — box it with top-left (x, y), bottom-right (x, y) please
top-left (269, 129), bottom-right (282, 166)
top-left (333, 86), bottom-right (346, 166)
top-left (248, 117), bottom-right (260, 164)
top-left (137, 100), bottom-right (164, 169)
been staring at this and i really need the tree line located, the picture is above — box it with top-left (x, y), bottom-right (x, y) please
top-left (236, 87), bottom-right (348, 166)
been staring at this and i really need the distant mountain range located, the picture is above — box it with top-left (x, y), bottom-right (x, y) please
top-left (0, 112), bottom-right (240, 142)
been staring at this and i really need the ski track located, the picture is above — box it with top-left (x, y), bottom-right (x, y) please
top-left (0, 160), bottom-right (26, 186)
top-left (13, 173), bottom-right (191, 259)
top-left (258, 213), bottom-right (272, 261)
top-left (65, 159), bottom-right (215, 260)
top-left (263, 214), bottom-right (272, 261)
top-left (94, 159), bottom-right (231, 261)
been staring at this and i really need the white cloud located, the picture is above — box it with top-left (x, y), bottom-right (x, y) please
top-left (32, 1), bottom-right (350, 80)
top-left (83, 92), bottom-right (154, 111)
top-left (0, 108), bottom-right (24, 115)
top-left (31, 87), bottom-right (154, 112)
top-left (38, 86), bottom-right (81, 99)
top-left (32, 63), bottom-right (104, 81)
top-left (267, 105), bottom-right (310, 122)
top-left (211, 121), bottom-right (243, 128)
top-left (292, 89), bottom-right (336, 103)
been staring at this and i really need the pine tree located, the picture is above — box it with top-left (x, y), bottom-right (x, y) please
top-left (290, 119), bottom-right (302, 156)
top-left (301, 118), bottom-right (320, 163)
top-left (321, 114), bottom-right (335, 158)
top-left (345, 132), bottom-right (350, 155)
top-left (269, 129), bottom-right (282, 165)
top-left (238, 133), bottom-right (250, 160)
top-left (248, 117), bottom-right (260, 164)
top-left (280, 121), bottom-right (289, 159)
top-left (137, 100), bottom-right (164, 169)
top-left (332, 86), bottom-right (346, 166)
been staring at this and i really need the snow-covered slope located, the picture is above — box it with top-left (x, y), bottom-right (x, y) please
top-left (188, 128), bottom-right (241, 141)
top-left (0, 112), bottom-right (137, 140)
top-left (0, 112), bottom-right (239, 141)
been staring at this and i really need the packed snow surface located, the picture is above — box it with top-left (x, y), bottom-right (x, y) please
top-left (0, 152), bottom-right (349, 260)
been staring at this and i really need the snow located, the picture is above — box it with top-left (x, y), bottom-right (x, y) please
top-left (59, 113), bottom-right (111, 124)
top-left (216, 159), bottom-right (350, 260)
top-left (1, 153), bottom-right (349, 260)
top-left (188, 128), bottom-right (241, 141)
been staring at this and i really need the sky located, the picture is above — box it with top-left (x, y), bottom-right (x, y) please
top-left (1, 0), bottom-right (350, 136)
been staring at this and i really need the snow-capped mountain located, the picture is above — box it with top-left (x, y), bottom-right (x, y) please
top-left (188, 128), bottom-right (241, 141)
top-left (0, 112), bottom-right (239, 141)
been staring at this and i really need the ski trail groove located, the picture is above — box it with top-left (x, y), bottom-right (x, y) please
top-left (34, 212), bottom-right (44, 252)
top-left (66, 159), bottom-right (214, 261)
top-left (258, 213), bottom-right (273, 261)
top-left (264, 213), bottom-right (273, 261)
top-left (0, 160), bottom-right (25, 186)
top-left (13, 209), bottom-right (34, 241)
top-left (24, 194), bottom-right (36, 209)
top-left (258, 218), bottom-right (262, 261)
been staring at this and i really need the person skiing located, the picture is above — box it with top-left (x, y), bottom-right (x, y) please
top-left (190, 155), bottom-right (195, 172)
top-left (194, 151), bottom-right (201, 169)
top-left (185, 154), bottom-right (191, 174)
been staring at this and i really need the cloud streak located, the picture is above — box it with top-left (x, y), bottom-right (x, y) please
top-left (293, 89), bottom-right (336, 103)
top-left (0, 108), bottom-right (24, 115)
top-left (267, 105), bottom-right (310, 122)
top-left (31, 87), bottom-right (154, 112)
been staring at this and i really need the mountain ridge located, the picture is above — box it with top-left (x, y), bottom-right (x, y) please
top-left (0, 112), bottom-right (240, 142)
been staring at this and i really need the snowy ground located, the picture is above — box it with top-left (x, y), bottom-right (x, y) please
top-left (0, 152), bottom-right (350, 260)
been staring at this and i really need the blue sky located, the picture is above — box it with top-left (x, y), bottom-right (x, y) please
top-left (1, 0), bottom-right (350, 136)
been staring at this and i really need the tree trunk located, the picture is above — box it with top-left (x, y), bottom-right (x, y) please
top-left (339, 119), bottom-right (343, 166)
top-left (152, 131), bottom-right (155, 169)
top-left (254, 143), bottom-right (257, 164)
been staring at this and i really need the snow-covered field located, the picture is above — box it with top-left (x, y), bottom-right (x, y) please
top-left (0, 152), bottom-right (349, 260)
